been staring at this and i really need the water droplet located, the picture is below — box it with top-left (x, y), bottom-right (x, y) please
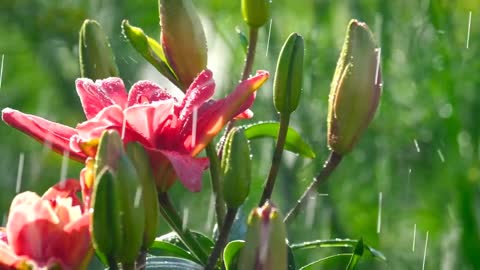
top-left (16, 153), bottom-right (25, 193)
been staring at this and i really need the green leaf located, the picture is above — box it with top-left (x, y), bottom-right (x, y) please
top-left (290, 238), bottom-right (386, 261)
top-left (149, 240), bottom-right (199, 263)
top-left (121, 20), bottom-right (181, 88)
top-left (346, 238), bottom-right (364, 270)
top-left (145, 256), bottom-right (203, 269)
top-left (243, 121), bottom-right (316, 158)
top-left (223, 240), bottom-right (244, 270)
top-left (299, 254), bottom-right (352, 270)
top-left (157, 231), bottom-right (215, 254)
top-left (287, 245), bottom-right (296, 270)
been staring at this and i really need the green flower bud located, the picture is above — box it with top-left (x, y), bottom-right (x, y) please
top-left (79, 19), bottom-right (119, 80)
top-left (93, 130), bottom-right (145, 265)
top-left (238, 202), bottom-right (288, 270)
top-left (159, 0), bottom-right (207, 90)
top-left (241, 0), bottom-right (270, 28)
top-left (221, 127), bottom-right (251, 209)
top-left (121, 20), bottom-right (181, 89)
top-left (327, 19), bottom-right (382, 155)
top-left (126, 142), bottom-right (160, 249)
top-left (91, 168), bottom-right (123, 262)
top-left (273, 33), bottom-right (304, 115)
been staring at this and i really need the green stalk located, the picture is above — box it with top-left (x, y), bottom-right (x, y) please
top-left (205, 143), bottom-right (226, 228)
top-left (204, 207), bottom-right (238, 270)
top-left (284, 152), bottom-right (343, 224)
top-left (241, 27), bottom-right (259, 80)
top-left (157, 192), bottom-right (209, 265)
top-left (259, 113), bottom-right (290, 206)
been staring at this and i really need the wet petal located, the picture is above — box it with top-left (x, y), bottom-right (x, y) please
top-left (177, 69), bottom-right (215, 122)
top-left (127, 80), bottom-right (174, 106)
top-left (74, 105), bottom-right (125, 141)
top-left (76, 78), bottom-right (128, 119)
top-left (125, 101), bottom-right (176, 147)
top-left (0, 241), bottom-right (20, 268)
top-left (2, 108), bottom-right (86, 161)
top-left (189, 70), bottom-right (269, 155)
top-left (159, 150), bottom-right (209, 192)
top-left (42, 180), bottom-right (82, 209)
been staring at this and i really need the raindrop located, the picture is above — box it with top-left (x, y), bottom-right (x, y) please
top-left (1, 214), bottom-right (6, 226)
top-left (466, 11), bottom-right (472, 49)
top-left (134, 186), bottom-right (143, 208)
top-left (266, 18), bottom-right (273, 57)
top-left (0, 54), bottom-right (4, 89)
top-left (375, 48), bottom-right (382, 86)
top-left (376, 191), bottom-right (382, 234)
top-left (121, 116), bottom-right (127, 140)
top-left (437, 149), bottom-right (445, 163)
top-left (414, 139), bottom-right (420, 153)
top-left (128, 56), bottom-right (138, 64)
top-left (412, 223), bottom-right (417, 252)
top-left (191, 106), bottom-right (198, 148)
top-left (204, 193), bottom-right (216, 231)
top-left (422, 231), bottom-right (429, 270)
top-left (305, 193), bottom-right (317, 229)
top-left (182, 208), bottom-right (189, 231)
top-left (59, 151), bottom-right (70, 187)
top-left (16, 153), bottom-right (25, 193)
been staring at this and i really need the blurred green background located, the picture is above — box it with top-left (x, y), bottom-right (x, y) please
top-left (1, 0), bottom-right (479, 269)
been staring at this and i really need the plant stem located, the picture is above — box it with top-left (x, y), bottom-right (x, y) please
top-left (206, 143), bottom-right (226, 229)
top-left (204, 207), bottom-right (238, 270)
top-left (242, 27), bottom-right (259, 81)
top-left (157, 192), bottom-right (209, 265)
top-left (136, 248), bottom-right (147, 270)
top-left (284, 152), bottom-right (343, 224)
top-left (108, 258), bottom-right (118, 270)
top-left (259, 113), bottom-right (290, 206)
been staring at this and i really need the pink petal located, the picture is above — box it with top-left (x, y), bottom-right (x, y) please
top-left (124, 101), bottom-right (176, 148)
top-left (42, 180), bottom-right (82, 209)
top-left (159, 150), bottom-right (209, 192)
top-left (2, 108), bottom-right (86, 162)
top-left (54, 213), bottom-right (91, 269)
top-left (0, 241), bottom-right (20, 268)
top-left (76, 78), bottom-right (128, 119)
top-left (189, 70), bottom-right (269, 155)
top-left (127, 80), bottom-right (174, 106)
top-left (74, 105), bottom-right (125, 142)
top-left (177, 70), bottom-right (215, 122)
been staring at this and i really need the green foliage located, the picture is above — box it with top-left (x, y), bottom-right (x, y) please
top-left (1, 1), bottom-right (479, 269)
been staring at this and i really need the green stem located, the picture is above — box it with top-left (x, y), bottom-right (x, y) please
top-left (284, 152), bottom-right (343, 224)
top-left (157, 192), bottom-right (209, 265)
top-left (204, 207), bottom-right (238, 270)
top-left (241, 27), bottom-right (259, 81)
top-left (206, 143), bottom-right (226, 229)
top-left (259, 113), bottom-right (290, 206)
top-left (108, 258), bottom-right (118, 270)
top-left (136, 248), bottom-right (147, 270)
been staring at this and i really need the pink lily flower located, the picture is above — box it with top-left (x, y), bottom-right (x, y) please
top-left (0, 180), bottom-right (92, 270)
top-left (2, 69), bottom-right (269, 191)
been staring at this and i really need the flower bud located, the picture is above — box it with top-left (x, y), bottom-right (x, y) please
top-left (159, 0), bottom-right (207, 90)
top-left (273, 33), bottom-right (304, 115)
top-left (221, 127), bottom-right (252, 209)
top-left (126, 142), bottom-right (160, 249)
top-left (327, 19), bottom-right (382, 155)
top-left (92, 130), bottom-right (145, 264)
top-left (238, 202), bottom-right (288, 270)
top-left (79, 19), bottom-right (119, 80)
top-left (241, 0), bottom-right (270, 28)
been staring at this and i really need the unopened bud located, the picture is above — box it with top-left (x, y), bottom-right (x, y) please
top-left (126, 142), bottom-right (160, 249)
top-left (159, 0), bottom-right (207, 90)
top-left (241, 0), bottom-right (270, 28)
top-left (93, 130), bottom-right (145, 265)
top-left (221, 127), bottom-right (251, 209)
top-left (273, 33), bottom-right (304, 115)
top-left (239, 202), bottom-right (288, 270)
top-left (327, 19), bottom-right (382, 155)
top-left (79, 19), bottom-right (119, 80)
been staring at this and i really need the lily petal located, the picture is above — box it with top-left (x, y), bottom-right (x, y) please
top-left (127, 80), bottom-right (174, 106)
top-left (1, 108), bottom-right (86, 162)
top-left (177, 69), bottom-right (215, 122)
top-left (189, 70), bottom-right (269, 155)
top-left (42, 180), bottom-right (82, 209)
top-left (159, 150), bottom-right (209, 192)
top-left (76, 78), bottom-right (128, 119)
